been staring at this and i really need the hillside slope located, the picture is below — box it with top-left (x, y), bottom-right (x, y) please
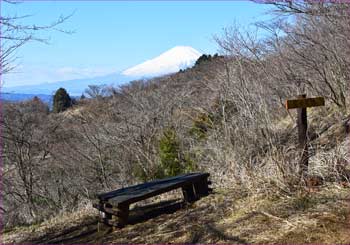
top-left (3, 106), bottom-right (350, 244)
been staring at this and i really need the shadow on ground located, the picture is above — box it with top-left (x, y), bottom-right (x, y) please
top-left (26, 199), bottom-right (185, 244)
top-left (128, 198), bottom-right (185, 225)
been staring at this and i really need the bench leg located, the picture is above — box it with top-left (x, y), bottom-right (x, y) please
top-left (182, 184), bottom-right (197, 203)
top-left (115, 203), bottom-right (129, 228)
top-left (194, 179), bottom-right (209, 197)
top-left (97, 202), bottom-right (129, 229)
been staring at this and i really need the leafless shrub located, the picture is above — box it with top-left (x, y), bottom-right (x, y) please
top-left (207, 1), bottom-right (350, 191)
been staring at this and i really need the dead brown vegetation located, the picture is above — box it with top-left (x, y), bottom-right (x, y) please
top-left (1, 2), bottom-right (349, 238)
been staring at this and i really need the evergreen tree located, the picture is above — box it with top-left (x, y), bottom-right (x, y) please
top-left (159, 128), bottom-right (182, 177)
top-left (195, 54), bottom-right (212, 66)
top-left (53, 87), bottom-right (72, 113)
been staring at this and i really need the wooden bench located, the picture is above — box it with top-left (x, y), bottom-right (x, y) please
top-left (93, 172), bottom-right (212, 228)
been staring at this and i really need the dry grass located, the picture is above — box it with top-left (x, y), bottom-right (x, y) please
top-left (220, 184), bottom-right (350, 244)
top-left (2, 184), bottom-right (349, 244)
top-left (1, 200), bottom-right (98, 244)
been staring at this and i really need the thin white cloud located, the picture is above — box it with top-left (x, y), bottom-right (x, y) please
top-left (56, 66), bottom-right (116, 78)
top-left (2, 65), bottom-right (116, 87)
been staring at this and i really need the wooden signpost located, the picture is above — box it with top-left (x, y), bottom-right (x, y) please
top-left (285, 94), bottom-right (325, 178)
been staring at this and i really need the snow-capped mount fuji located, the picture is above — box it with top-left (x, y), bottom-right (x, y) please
top-left (2, 46), bottom-right (203, 99)
top-left (122, 46), bottom-right (202, 77)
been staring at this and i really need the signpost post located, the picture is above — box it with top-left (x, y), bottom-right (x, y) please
top-left (285, 94), bottom-right (325, 178)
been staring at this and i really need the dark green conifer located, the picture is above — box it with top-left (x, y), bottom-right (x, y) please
top-left (159, 128), bottom-right (182, 177)
top-left (53, 87), bottom-right (72, 113)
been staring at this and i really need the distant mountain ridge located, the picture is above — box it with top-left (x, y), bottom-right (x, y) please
top-left (2, 72), bottom-right (134, 96)
top-left (1, 93), bottom-right (53, 104)
top-left (2, 46), bottom-right (203, 99)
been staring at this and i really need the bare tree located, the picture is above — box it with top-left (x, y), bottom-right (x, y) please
top-left (0, 0), bottom-right (74, 76)
top-left (84, 84), bottom-right (109, 99)
top-left (2, 99), bottom-right (56, 224)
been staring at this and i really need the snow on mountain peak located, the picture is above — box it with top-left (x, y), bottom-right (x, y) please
top-left (122, 46), bottom-right (202, 77)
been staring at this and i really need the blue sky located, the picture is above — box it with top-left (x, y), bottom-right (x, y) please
top-left (2, 1), bottom-right (271, 87)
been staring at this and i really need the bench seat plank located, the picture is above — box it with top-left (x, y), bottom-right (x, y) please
top-left (98, 172), bottom-right (209, 205)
